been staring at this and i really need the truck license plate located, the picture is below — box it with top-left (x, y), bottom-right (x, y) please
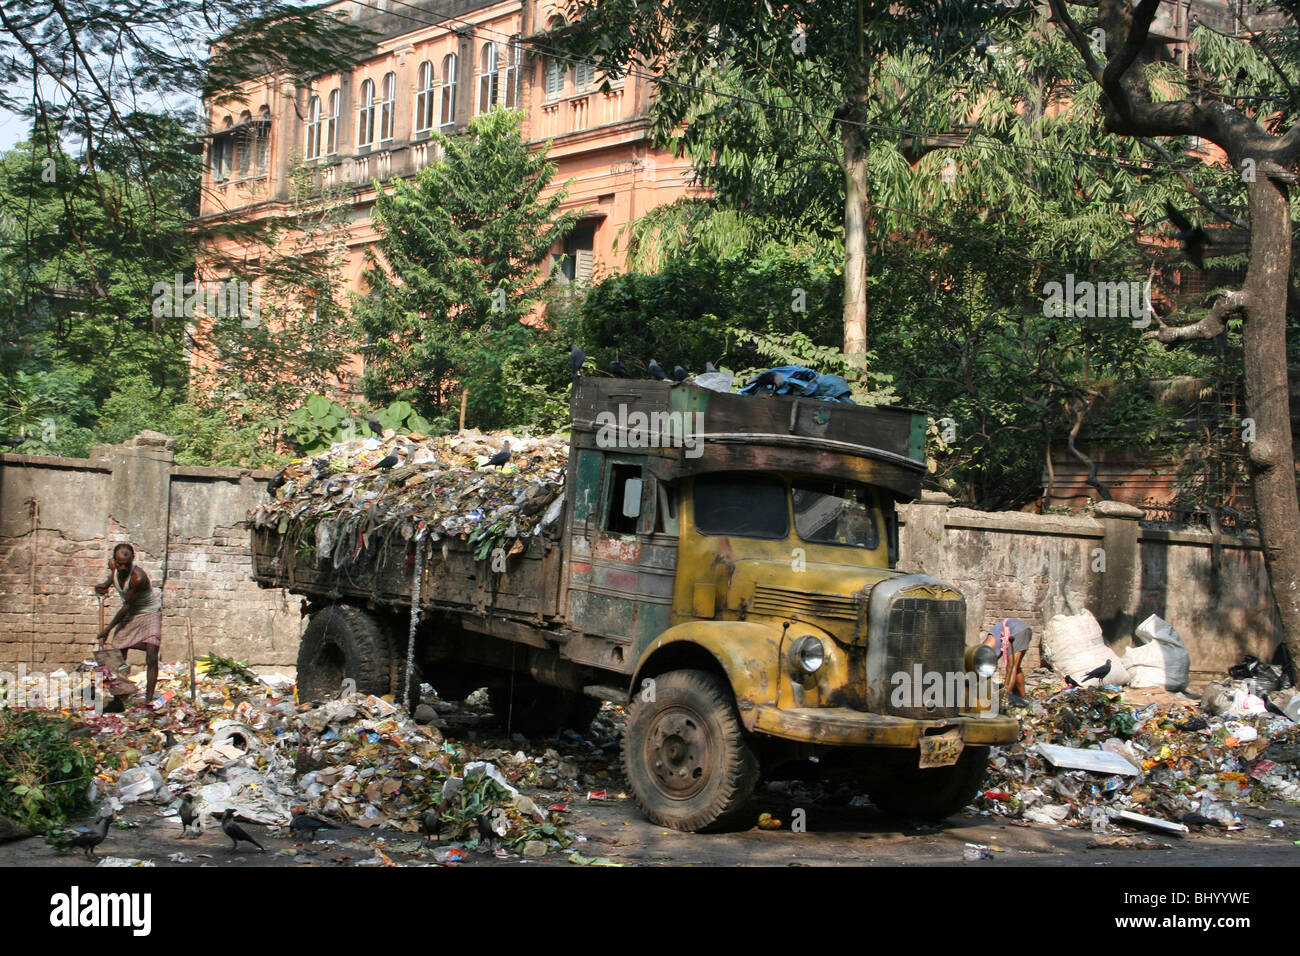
top-left (918, 730), bottom-right (964, 768)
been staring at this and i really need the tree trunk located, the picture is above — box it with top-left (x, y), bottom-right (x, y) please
top-left (1242, 174), bottom-right (1300, 665)
top-left (841, 75), bottom-right (869, 369)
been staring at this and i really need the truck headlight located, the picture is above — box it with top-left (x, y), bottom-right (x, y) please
top-left (789, 635), bottom-right (825, 674)
top-left (970, 644), bottom-right (998, 679)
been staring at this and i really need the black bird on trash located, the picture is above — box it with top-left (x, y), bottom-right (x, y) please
top-left (609, 360), bottom-right (630, 378)
top-left (751, 369), bottom-right (785, 391)
top-left (647, 358), bottom-right (667, 380)
top-left (672, 365), bottom-right (689, 382)
top-left (220, 808), bottom-right (265, 852)
top-left (569, 343), bottom-right (586, 381)
top-left (1263, 695), bottom-right (1291, 719)
top-left (178, 794), bottom-right (198, 835)
top-left (290, 813), bottom-right (340, 842)
top-left (484, 440), bottom-right (512, 468)
top-left (1164, 201), bottom-right (1210, 270)
top-left (1065, 659), bottom-right (1111, 688)
top-left (418, 808), bottom-right (443, 845)
top-left (64, 813), bottom-right (112, 859)
top-left (373, 453), bottom-right (400, 470)
top-left (267, 466), bottom-right (288, 496)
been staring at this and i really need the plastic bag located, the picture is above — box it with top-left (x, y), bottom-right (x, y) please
top-left (1042, 611), bottom-right (1130, 686)
top-left (1122, 614), bottom-right (1190, 691)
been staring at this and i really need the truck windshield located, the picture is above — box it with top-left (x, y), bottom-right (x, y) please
top-left (694, 473), bottom-right (788, 539)
top-left (792, 478), bottom-right (879, 550)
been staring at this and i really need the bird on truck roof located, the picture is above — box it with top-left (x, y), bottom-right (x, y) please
top-left (647, 358), bottom-right (667, 380)
top-left (569, 343), bottom-right (586, 381)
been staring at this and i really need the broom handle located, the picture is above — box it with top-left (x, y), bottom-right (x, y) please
top-left (97, 595), bottom-right (106, 647)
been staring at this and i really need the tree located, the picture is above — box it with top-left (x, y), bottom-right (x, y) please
top-left (353, 108), bottom-right (579, 429)
top-left (550, 0), bottom-right (1013, 365)
top-left (1045, 0), bottom-right (1300, 664)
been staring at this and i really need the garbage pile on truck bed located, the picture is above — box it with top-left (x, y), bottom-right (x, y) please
top-left (247, 429), bottom-right (570, 562)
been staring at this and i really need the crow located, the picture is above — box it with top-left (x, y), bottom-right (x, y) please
top-left (647, 359), bottom-right (667, 380)
top-left (1263, 695), bottom-right (1291, 719)
top-left (220, 808), bottom-right (265, 852)
top-left (1066, 659), bottom-right (1111, 688)
top-left (750, 369), bottom-right (785, 391)
top-left (1164, 201), bottom-right (1209, 270)
top-left (418, 808), bottom-right (443, 845)
top-left (484, 440), bottom-right (511, 468)
top-left (373, 454), bottom-right (399, 469)
top-left (312, 458), bottom-right (331, 480)
top-left (178, 794), bottom-right (197, 835)
top-left (1, 435), bottom-right (24, 447)
top-left (569, 343), bottom-right (586, 381)
top-left (609, 360), bottom-right (630, 378)
top-left (704, 361), bottom-right (718, 373)
top-left (266, 466), bottom-right (288, 496)
top-left (367, 415), bottom-right (384, 436)
top-left (290, 813), bottom-right (340, 842)
top-left (672, 365), bottom-right (689, 382)
top-left (65, 813), bottom-right (112, 859)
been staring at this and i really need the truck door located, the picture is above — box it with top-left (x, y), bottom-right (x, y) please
top-left (564, 451), bottom-right (678, 670)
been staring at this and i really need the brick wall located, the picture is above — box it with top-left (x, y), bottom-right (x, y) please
top-left (0, 434), bottom-right (299, 672)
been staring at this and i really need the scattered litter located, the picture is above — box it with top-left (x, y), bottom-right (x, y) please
top-left (963, 843), bottom-right (993, 861)
top-left (1035, 743), bottom-right (1141, 776)
top-left (97, 856), bottom-right (156, 867)
top-left (1110, 810), bottom-right (1189, 836)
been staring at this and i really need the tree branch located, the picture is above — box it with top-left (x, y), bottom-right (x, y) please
top-left (1143, 289), bottom-right (1248, 343)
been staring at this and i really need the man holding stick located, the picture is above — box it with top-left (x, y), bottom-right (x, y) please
top-left (93, 543), bottom-right (163, 702)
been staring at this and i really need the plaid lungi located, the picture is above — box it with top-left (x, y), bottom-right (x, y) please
top-left (111, 609), bottom-right (162, 651)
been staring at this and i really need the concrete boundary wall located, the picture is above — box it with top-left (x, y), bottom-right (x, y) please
top-left (2, 440), bottom-right (1280, 681)
top-left (897, 497), bottom-right (1281, 680)
top-left (0, 435), bottom-right (299, 671)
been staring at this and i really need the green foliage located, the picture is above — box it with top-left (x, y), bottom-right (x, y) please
top-left (0, 711), bottom-right (95, 834)
top-left (284, 396), bottom-right (433, 454)
top-left (353, 108), bottom-right (579, 430)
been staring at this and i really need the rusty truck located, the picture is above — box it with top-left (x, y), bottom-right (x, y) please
top-left (252, 378), bottom-right (1018, 831)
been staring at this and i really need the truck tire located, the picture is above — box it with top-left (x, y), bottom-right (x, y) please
top-left (297, 605), bottom-right (392, 703)
top-left (488, 681), bottom-right (601, 737)
top-left (622, 669), bottom-right (759, 832)
top-left (867, 746), bottom-right (991, 821)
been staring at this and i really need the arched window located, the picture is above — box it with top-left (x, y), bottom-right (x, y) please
top-left (237, 110), bottom-right (252, 174)
top-left (415, 60), bottom-right (435, 133)
top-left (379, 71), bottom-right (396, 142)
top-left (358, 78), bottom-right (375, 147)
top-left (211, 117), bottom-right (232, 181)
top-left (440, 53), bottom-right (458, 127)
top-left (478, 42), bottom-right (498, 114)
top-left (255, 105), bottom-right (270, 171)
top-left (305, 95), bottom-right (322, 160)
top-left (544, 58), bottom-right (565, 100)
top-left (504, 37), bottom-right (521, 109)
top-left (325, 89), bottom-right (339, 155)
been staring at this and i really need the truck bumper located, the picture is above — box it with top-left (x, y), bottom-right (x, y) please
top-left (752, 705), bottom-right (1019, 747)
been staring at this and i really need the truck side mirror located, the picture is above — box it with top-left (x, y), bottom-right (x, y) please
top-left (622, 478), bottom-right (643, 519)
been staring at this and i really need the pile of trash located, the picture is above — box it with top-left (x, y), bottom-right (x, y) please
top-left (978, 675), bottom-right (1300, 834)
top-left (43, 658), bottom-right (619, 863)
top-left (248, 429), bottom-right (569, 564)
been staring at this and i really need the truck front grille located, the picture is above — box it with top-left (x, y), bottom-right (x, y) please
top-left (883, 597), bottom-right (965, 719)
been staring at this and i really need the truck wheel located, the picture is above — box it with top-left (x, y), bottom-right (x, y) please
top-left (297, 605), bottom-right (392, 703)
top-left (488, 682), bottom-right (601, 737)
top-left (867, 746), bottom-right (991, 821)
top-left (622, 669), bottom-right (759, 832)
